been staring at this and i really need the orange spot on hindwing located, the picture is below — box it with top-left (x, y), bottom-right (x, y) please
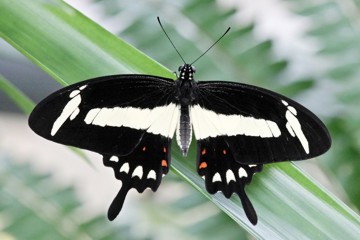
top-left (142, 146), bottom-right (146, 152)
top-left (199, 162), bottom-right (207, 169)
top-left (163, 147), bottom-right (167, 153)
top-left (223, 149), bottom-right (227, 155)
top-left (201, 148), bottom-right (206, 155)
top-left (161, 160), bottom-right (168, 167)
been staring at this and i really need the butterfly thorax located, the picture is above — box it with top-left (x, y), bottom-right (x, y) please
top-left (178, 63), bottom-right (196, 81)
top-left (175, 64), bottom-right (198, 156)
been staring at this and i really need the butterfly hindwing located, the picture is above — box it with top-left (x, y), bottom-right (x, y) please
top-left (191, 81), bottom-right (331, 164)
top-left (103, 133), bottom-right (171, 220)
top-left (197, 138), bottom-right (263, 225)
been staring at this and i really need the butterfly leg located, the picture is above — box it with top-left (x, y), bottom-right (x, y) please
top-left (197, 138), bottom-right (263, 225)
top-left (102, 133), bottom-right (171, 220)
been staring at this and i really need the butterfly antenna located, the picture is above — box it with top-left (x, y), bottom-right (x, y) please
top-left (190, 27), bottom-right (230, 65)
top-left (157, 16), bottom-right (186, 64)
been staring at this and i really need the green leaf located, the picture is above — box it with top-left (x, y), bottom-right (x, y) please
top-left (1, 0), bottom-right (359, 238)
top-left (0, 0), bottom-right (173, 86)
top-left (0, 74), bottom-right (34, 114)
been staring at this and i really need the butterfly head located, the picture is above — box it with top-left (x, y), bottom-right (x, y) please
top-left (178, 64), bottom-right (196, 81)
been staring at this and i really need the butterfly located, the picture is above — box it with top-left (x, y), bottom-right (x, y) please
top-left (28, 18), bottom-right (331, 225)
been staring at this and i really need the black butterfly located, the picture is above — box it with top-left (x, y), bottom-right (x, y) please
top-left (28, 19), bottom-right (331, 225)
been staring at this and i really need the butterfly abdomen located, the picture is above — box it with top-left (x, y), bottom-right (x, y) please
top-left (176, 105), bottom-right (192, 156)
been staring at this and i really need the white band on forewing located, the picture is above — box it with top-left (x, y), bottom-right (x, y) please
top-left (190, 104), bottom-right (281, 139)
top-left (84, 103), bottom-right (180, 138)
top-left (51, 85), bottom-right (87, 136)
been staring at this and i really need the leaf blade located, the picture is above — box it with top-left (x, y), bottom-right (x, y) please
top-left (0, 74), bottom-right (34, 114)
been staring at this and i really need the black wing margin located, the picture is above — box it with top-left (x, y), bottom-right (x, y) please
top-left (194, 81), bottom-right (331, 164)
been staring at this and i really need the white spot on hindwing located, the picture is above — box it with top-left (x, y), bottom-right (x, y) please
top-left (109, 156), bottom-right (119, 162)
top-left (239, 167), bottom-right (248, 178)
top-left (51, 85), bottom-right (87, 136)
top-left (147, 170), bottom-right (156, 180)
top-left (119, 162), bottom-right (130, 174)
top-left (212, 172), bottom-right (221, 183)
top-left (225, 169), bottom-right (236, 184)
top-left (132, 166), bottom-right (143, 179)
top-left (282, 101), bottom-right (309, 154)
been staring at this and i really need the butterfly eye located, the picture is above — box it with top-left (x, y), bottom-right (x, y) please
top-left (178, 65), bottom-right (185, 72)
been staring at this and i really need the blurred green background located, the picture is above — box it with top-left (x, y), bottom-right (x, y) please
top-left (1, 0), bottom-right (360, 239)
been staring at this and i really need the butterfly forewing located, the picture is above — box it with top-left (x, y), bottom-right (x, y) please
top-left (29, 75), bottom-right (179, 156)
top-left (192, 81), bottom-right (331, 164)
